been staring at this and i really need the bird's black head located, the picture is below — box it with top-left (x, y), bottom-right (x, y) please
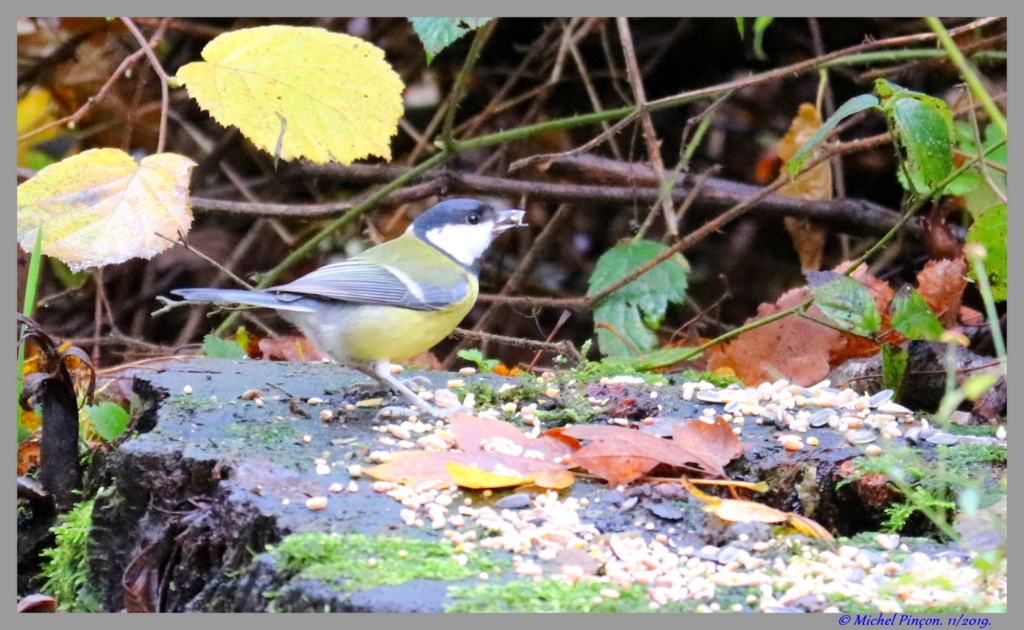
top-left (410, 199), bottom-right (525, 267)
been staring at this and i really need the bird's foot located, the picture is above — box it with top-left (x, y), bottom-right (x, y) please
top-left (344, 379), bottom-right (392, 398)
top-left (373, 402), bottom-right (472, 422)
top-left (400, 375), bottom-right (434, 391)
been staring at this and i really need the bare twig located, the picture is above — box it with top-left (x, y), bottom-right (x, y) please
top-left (616, 17), bottom-right (678, 236)
top-left (120, 17), bottom-right (170, 152)
top-left (17, 19), bottom-right (170, 144)
top-left (566, 22), bottom-right (623, 160)
top-left (965, 90), bottom-right (1007, 204)
top-left (925, 17), bottom-right (1006, 136)
top-left (440, 19), bottom-right (497, 150)
top-left (808, 17), bottom-right (846, 200)
top-left (451, 328), bottom-right (582, 365)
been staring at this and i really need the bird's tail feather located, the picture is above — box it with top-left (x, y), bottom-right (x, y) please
top-left (171, 288), bottom-right (315, 312)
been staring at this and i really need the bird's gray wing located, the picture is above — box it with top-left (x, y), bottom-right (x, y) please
top-left (268, 259), bottom-right (467, 311)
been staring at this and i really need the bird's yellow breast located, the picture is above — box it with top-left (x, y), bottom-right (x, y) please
top-left (338, 275), bottom-right (478, 362)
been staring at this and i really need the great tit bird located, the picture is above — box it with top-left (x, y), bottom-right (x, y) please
top-left (169, 199), bottom-right (525, 416)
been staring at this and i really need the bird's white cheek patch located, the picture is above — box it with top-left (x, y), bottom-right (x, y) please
top-left (425, 223), bottom-right (496, 266)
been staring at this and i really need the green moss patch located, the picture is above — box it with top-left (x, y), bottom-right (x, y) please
top-left (267, 532), bottom-right (507, 593)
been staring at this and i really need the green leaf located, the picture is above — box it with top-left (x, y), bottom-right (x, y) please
top-left (957, 123), bottom-right (1008, 218)
top-left (85, 402), bottom-right (130, 442)
top-left (752, 17), bottom-right (774, 60)
top-left (409, 18), bottom-right (493, 64)
top-left (48, 258), bottom-right (89, 290)
top-left (457, 348), bottom-right (499, 373)
top-left (966, 203), bottom-right (1007, 302)
top-left (891, 287), bottom-right (944, 341)
top-left (874, 79), bottom-right (954, 193)
top-left (888, 97), bottom-right (954, 192)
top-left (881, 343), bottom-right (908, 394)
top-left (589, 241), bottom-right (689, 358)
top-left (202, 334), bottom-right (247, 359)
top-left (806, 271), bottom-right (882, 336)
top-left (788, 94), bottom-right (880, 177)
top-left (735, 18), bottom-right (745, 39)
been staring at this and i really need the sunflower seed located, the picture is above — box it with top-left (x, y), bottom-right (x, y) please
top-left (846, 429), bottom-right (877, 444)
top-left (808, 409), bottom-right (834, 428)
top-left (868, 390), bottom-right (894, 407)
top-left (875, 402), bottom-right (912, 416)
top-left (696, 391), bottom-right (723, 404)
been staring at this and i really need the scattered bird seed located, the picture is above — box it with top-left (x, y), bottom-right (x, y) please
top-left (846, 429), bottom-right (876, 444)
top-left (807, 409), bottom-right (834, 428)
top-left (867, 390), bottom-right (894, 407)
top-left (495, 494), bottom-right (532, 510)
top-left (696, 391), bottom-right (723, 404)
top-left (305, 496), bottom-right (328, 511)
top-left (875, 402), bottom-right (912, 415)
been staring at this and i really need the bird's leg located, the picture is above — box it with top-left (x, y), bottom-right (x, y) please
top-left (354, 361), bottom-right (453, 420)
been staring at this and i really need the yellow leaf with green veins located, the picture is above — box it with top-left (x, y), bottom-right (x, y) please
top-left (176, 25), bottom-right (404, 165)
top-left (17, 148), bottom-right (196, 271)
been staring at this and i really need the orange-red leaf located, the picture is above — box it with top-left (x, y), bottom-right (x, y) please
top-left (916, 256), bottom-right (967, 328)
top-left (364, 450), bottom-right (570, 491)
top-left (670, 416), bottom-right (749, 478)
top-left (449, 412), bottom-right (574, 462)
top-left (561, 424), bottom-right (708, 485)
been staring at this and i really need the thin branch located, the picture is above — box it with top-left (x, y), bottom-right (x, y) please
top-left (616, 17), bottom-right (677, 237)
top-left (453, 17), bottom-right (1003, 155)
top-left (18, 19), bottom-right (170, 144)
top-left (924, 17), bottom-right (1006, 136)
top-left (440, 19), bottom-right (497, 150)
top-left (120, 17), bottom-right (170, 153)
top-left (965, 90), bottom-right (1007, 204)
top-left (451, 328), bottom-right (581, 365)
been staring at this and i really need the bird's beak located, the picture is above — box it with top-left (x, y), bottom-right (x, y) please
top-left (493, 209), bottom-right (526, 232)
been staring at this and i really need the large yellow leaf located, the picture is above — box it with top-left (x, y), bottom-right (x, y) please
top-left (176, 25), bottom-right (404, 165)
top-left (17, 148), bottom-right (196, 271)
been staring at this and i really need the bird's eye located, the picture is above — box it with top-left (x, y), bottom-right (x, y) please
top-left (467, 213), bottom-right (481, 225)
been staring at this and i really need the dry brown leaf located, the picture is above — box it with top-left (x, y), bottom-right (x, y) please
top-left (708, 263), bottom-right (899, 386)
top-left (569, 440), bottom-right (661, 486)
top-left (364, 450), bottom-right (570, 491)
top-left (707, 284), bottom-right (838, 386)
top-left (449, 412), bottom-right (575, 462)
top-left (669, 416), bottom-right (749, 478)
top-left (916, 256), bottom-right (968, 327)
top-left (778, 103), bottom-right (833, 271)
top-left (257, 335), bottom-right (324, 362)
